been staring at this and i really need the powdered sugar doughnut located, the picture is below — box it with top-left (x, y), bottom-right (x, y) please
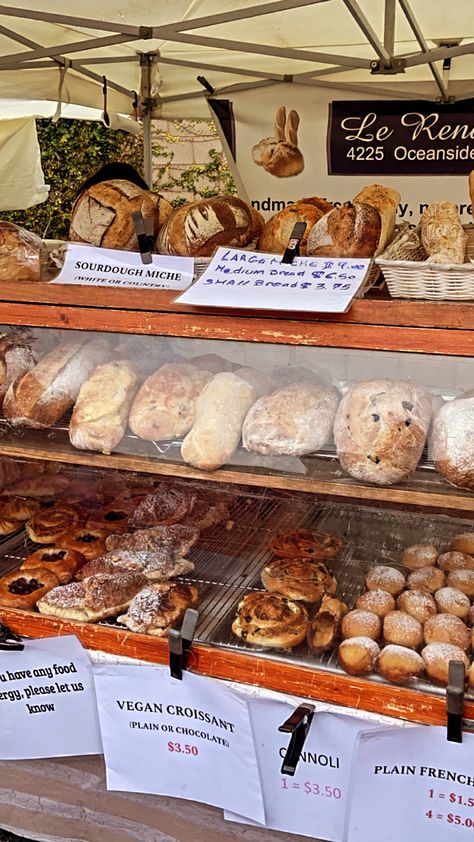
top-left (383, 610), bottom-right (423, 649)
top-left (338, 637), bottom-right (380, 676)
top-left (401, 544), bottom-right (438, 570)
top-left (355, 590), bottom-right (395, 618)
top-left (437, 551), bottom-right (474, 572)
top-left (434, 587), bottom-right (470, 620)
top-left (377, 645), bottom-right (424, 684)
top-left (447, 569), bottom-right (474, 597)
top-left (407, 566), bottom-right (445, 593)
top-left (422, 643), bottom-right (468, 685)
top-left (397, 590), bottom-right (436, 624)
top-left (423, 614), bottom-right (470, 651)
top-left (341, 609), bottom-right (381, 641)
top-left (451, 533), bottom-right (474, 555)
top-left (365, 565), bottom-right (405, 596)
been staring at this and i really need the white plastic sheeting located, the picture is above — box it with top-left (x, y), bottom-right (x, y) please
top-left (0, 116), bottom-right (48, 209)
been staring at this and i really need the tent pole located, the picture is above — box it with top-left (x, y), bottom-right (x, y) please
top-left (384, 0), bottom-right (396, 56)
top-left (140, 53), bottom-right (157, 189)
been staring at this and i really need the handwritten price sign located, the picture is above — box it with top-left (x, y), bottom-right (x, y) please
top-left (345, 726), bottom-right (474, 841)
top-left (175, 247), bottom-right (371, 313)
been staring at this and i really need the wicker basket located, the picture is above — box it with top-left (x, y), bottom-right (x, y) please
top-left (376, 225), bottom-right (474, 301)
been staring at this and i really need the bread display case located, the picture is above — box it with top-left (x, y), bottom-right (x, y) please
top-left (0, 281), bottom-right (472, 731)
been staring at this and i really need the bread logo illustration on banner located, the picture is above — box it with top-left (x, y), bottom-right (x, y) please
top-left (252, 106), bottom-right (304, 177)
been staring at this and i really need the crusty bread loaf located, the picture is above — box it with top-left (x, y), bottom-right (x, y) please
top-left (181, 371), bottom-right (260, 470)
top-left (352, 184), bottom-right (400, 254)
top-left (252, 106), bottom-right (304, 178)
top-left (129, 363), bottom-right (212, 441)
top-left (421, 202), bottom-right (467, 264)
top-left (0, 333), bottom-right (36, 407)
top-left (431, 392), bottom-right (474, 490)
top-left (306, 202), bottom-right (381, 258)
top-left (69, 360), bottom-right (138, 455)
top-left (243, 381), bottom-right (339, 456)
top-left (3, 337), bottom-right (110, 428)
top-left (69, 179), bottom-right (172, 250)
top-left (334, 379), bottom-right (432, 485)
top-left (0, 222), bottom-right (46, 281)
top-left (157, 196), bottom-right (261, 257)
top-left (258, 197), bottom-right (334, 254)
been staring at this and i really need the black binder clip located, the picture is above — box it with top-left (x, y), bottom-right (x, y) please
top-left (279, 702), bottom-right (315, 775)
top-left (0, 621), bottom-right (24, 652)
top-left (281, 221), bottom-right (307, 265)
top-left (132, 211), bottom-right (155, 265)
top-left (447, 660), bottom-right (465, 743)
top-left (168, 608), bottom-right (199, 680)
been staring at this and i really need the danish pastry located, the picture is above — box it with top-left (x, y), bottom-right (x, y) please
top-left (2, 475), bottom-right (70, 498)
top-left (129, 484), bottom-right (197, 528)
top-left (37, 570), bottom-right (147, 622)
top-left (0, 515), bottom-right (23, 536)
top-left (261, 557), bottom-right (336, 603)
top-left (117, 582), bottom-right (199, 636)
top-left (338, 637), bottom-right (380, 676)
top-left (270, 529), bottom-right (342, 560)
top-left (21, 547), bottom-right (85, 583)
top-left (86, 505), bottom-right (133, 533)
top-left (76, 549), bottom-right (194, 582)
top-left (26, 506), bottom-right (80, 544)
top-left (0, 497), bottom-right (40, 521)
top-left (0, 567), bottom-right (59, 609)
top-left (231, 592), bottom-right (308, 648)
top-left (56, 527), bottom-right (108, 560)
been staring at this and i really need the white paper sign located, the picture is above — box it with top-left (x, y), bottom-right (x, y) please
top-left (226, 703), bottom-right (380, 840)
top-left (53, 243), bottom-right (194, 290)
top-left (93, 664), bottom-right (265, 823)
top-left (345, 725), bottom-right (474, 841)
top-left (175, 247), bottom-right (370, 313)
top-left (0, 635), bottom-right (102, 759)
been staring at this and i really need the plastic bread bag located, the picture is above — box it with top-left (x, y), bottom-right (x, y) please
top-left (333, 378), bottom-right (433, 486)
top-left (430, 390), bottom-right (474, 491)
top-left (0, 221), bottom-right (48, 282)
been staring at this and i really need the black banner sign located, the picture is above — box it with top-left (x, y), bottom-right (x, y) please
top-left (327, 99), bottom-right (474, 176)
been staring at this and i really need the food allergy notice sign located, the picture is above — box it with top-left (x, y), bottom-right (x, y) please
top-left (328, 99), bottom-right (474, 175)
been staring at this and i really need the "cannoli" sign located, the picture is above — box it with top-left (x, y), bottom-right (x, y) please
top-left (328, 99), bottom-right (474, 176)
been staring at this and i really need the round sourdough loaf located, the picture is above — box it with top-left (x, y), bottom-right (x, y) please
top-left (333, 379), bottom-right (432, 485)
top-left (0, 221), bottom-right (46, 281)
top-left (306, 201), bottom-right (381, 258)
top-left (431, 392), bottom-right (474, 490)
top-left (69, 179), bottom-right (172, 250)
top-left (157, 196), bottom-right (262, 257)
top-left (258, 197), bottom-right (333, 254)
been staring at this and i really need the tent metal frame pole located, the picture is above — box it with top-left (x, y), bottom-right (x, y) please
top-left (164, 0), bottom-right (329, 32)
top-left (383, 0), bottom-right (396, 55)
top-left (140, 53), bottom-right (156, 189)
top-left (0, 5), bottom-right (140, 35)
top-left (403, 41), bottom-right (474, 67)
top-left (340, 0), bottom-right (391, 64)
top-left (397, 0), bottom-right (448, 101)
top-left (0, 32), bottom-right (137, 68)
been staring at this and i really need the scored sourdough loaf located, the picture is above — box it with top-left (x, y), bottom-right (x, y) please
top-left (306, 202), bottom-right (381, 258)
top-left (181, 369), bottom-right (269, 470)
top-left (431, 391), bottom-right (474, 490)
top-left (69, 359), bottom-right (139, 455)
top-left (128, 363), bottom-right (213, 441)
top-left (157, 196), bottom-right (263, 257)
top-left (333, 379), bottom-right (432, 485)
top-left (421, 202), bottom-right (467, 264)
top-left (242, 381), bottom-right (340, 456)
top-left (69, 179), bottom-right (172, 250)
top-left (258, 197), bottom-right (334, 255)
top-left (3, 337), bottom-right (110, 428)
top-left (352, 184), bottom-right (400, 254)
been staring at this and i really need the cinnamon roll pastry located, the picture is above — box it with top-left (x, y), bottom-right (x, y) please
top-left (26, 505), bottom-right (80, 544)
top-left (56, 526), bottom-right (108, 560)
top-left (261, 557), bottom-right (337, 602)
top-left (105, 523), bottom-right (199, 556)
top-left (128, 484), bottom-right (197, 528)
top-left (22, 547), bottom-right (85, 583)
top-left (232, 592), bottom-right (308, 648)
top-left (117, 582), bottom-right (199, 635)
top-left (76, 549), bottom-right (194, 582)
top-left (270, 529), bottom-right (342, 560)
top-left (0, 568), bottom-right (60, 609)
top-left (37, 570), bottom-right (147, 622)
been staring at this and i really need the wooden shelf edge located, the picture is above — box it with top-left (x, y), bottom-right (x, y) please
top-left (1, 607), bottom-right (470, 729)
top-left (0, 441), bottom-right (472, 512)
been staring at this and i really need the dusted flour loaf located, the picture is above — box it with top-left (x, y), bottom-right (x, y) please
top-left (181, 371), bottom-right (262, 470)
top-left (157, 196), bottom-right (262, 256)
top-left (129, 363), bottom-right (212, 441)
top-left (334, 379), bottom-right (432, 485)
top-left (69, 360), bottom-right (139, 455)
top-left (69, 179), bottom-right (172, 250)
top-left (243, 381), bottom-right (339, 456)
top-left (306, 202), bottom-right (381, 258)
top-left (352, 184), bottom-right (400, 254)
top-left (258, 197), bottom-right (333, 255)
top-left (3, 337), bottom-right (110, 428)
top-left (431, 392), bottom-right (474, 490)
top-left (421, 202), bottom-right (467, 264)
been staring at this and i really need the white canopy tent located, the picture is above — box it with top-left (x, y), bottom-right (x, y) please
top-left (0, 1), bottom-right (473, 187)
